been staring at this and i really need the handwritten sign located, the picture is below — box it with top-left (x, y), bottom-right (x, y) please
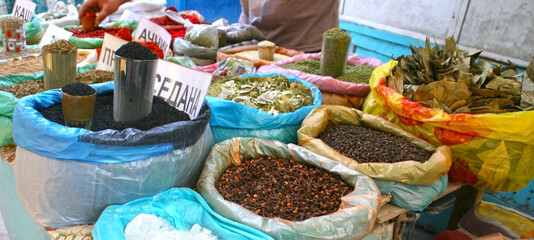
top-left (11, 0), bottom-right (36, 22)
top-left (133, 17), bottom-right (171, 58)
top-left (38, 24), bottom-right (73, 48)
top-left (96, 33), bottom-right (129, 71)
top-left (154, 60), bottom-right (213, 118)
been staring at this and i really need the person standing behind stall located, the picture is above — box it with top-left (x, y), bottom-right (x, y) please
top-left (239, 0), bottom-right (339, 53)
top-left (78, 0), bottom-right (339, 53)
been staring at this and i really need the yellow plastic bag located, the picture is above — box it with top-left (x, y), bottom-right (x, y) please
top-left (321, 91), bottom-right (366, 109)
top-left (362, 61), bottom-right (534, 191)
top-left (297, 105), bottom-right (452, 185)
top-left (476, 201), bottom-right (534, 238)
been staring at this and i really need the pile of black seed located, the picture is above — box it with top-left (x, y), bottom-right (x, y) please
top-left (39, 93), bottom-right (191, 131)
top-left (61, 83), bottom-right (96, 96)
top-left (115, 42), bottom-right (157, 60)
top-left (318, 124), bottom-right (433, 163)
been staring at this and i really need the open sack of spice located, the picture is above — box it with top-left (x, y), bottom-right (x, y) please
top-left (206, 73), bottom-right (322, 144)
top-left (92, 188), bottom-right (273, 240)
top-left (197, 137), bottom-right (381, 240)
top-left (363, 37), bottom-right (534, 192)
top-left (297, 105), bottom-right (452, 210)
top-left (258, 52), bottom-right (382, 109)
top-left (63, 19), bottom-right (137, 49)
top-left (11, 81), bottom-right (215, 228)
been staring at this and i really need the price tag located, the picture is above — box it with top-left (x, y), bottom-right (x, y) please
top-left (11, 0), bottom-right (36, 22)
top-left (96, 33), bottom-right (129, 71)
top-left (154, 60), bottom-right (213, 119)
top-left (133, 17), bottom-right (171, 58)
top-left (38, 24), bottom-right (73, 48)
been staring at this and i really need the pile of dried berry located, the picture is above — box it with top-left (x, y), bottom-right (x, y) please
top-left (318, 124), bottom-right (433, 163)
top-left (217, 156), bottom-right (353, 221)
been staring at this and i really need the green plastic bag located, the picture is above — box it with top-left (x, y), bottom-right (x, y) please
top-left (373, 175), bottom-right (448, 211)
top-left (64, 20), bottom-right (137, 49)
top-left (198, 137), bottom-right (380, 240)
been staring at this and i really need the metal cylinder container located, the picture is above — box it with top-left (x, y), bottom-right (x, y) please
top-left (113, 55), bottom-right (158, 122)
top-left (42, 50), bottom-right (77, 90)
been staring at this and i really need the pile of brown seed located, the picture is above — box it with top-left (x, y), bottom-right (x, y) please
top-left (318, 124), bottom-right (433, 163)
top-left (217, 156), bottom-right (353, 221)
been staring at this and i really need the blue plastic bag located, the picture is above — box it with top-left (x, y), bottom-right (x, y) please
top-left (92, 188), bottom-right (274, 240)
top-left (207, 73), bottom-right (322, 144)
top-left (12, 81), bottom-right (211, 163)
top-left (374, 175), bottom-right (448, 211)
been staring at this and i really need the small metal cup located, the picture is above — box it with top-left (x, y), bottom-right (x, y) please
top-left (62, 91), bottom-right (97, 129)
top-left (42, 50), bottom-right (77, 90)
top-left (113, 55), bottom-right (158, 122)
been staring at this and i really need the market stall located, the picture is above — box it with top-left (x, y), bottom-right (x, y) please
top-left (1, 1), bottom-right (533, 240)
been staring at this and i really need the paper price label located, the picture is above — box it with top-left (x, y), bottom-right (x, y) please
top-left (154, 60), bottom-right (213, 119)
top-left (38, 24), bottom-right (73, 48)
top-left (11, 0), bottom-right (36, 22)
top-left (96, 33), bottom-right (129, 71)
top-left (134, 17), bottom-right (171, 58)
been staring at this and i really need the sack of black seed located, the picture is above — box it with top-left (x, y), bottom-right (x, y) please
top-left (11, 81), bottom-right (215, 228)
top-left (297, 105), bottom-right (452, 210)
top-left (198, 137), bottom-right (380, 240)
top-left (206, 73), bottom-right (322, 144)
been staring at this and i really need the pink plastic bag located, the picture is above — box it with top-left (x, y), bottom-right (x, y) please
top-left (258, 52), bottom-right (382, 96)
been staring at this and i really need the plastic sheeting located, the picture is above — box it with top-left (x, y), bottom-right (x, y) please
top-left (363, 61), bottom-right (534, 192)
top-left (92, 188), bottom-right (274, 240)
top-left (14, 125), bottom-right (215, 228)
top-left (258, 52), bottom-right (382, 96)
top-left (197, 137), bottom-right (380, 240)
top-left (297, 105), bottom-right (452, 185)
top-left (374, 175), bottom-right (448, 211)
top-left (207, 73), bottom-right (322, 144)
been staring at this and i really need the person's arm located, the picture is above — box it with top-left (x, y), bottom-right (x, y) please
top-left (78, 0), bottom-right (131, 25)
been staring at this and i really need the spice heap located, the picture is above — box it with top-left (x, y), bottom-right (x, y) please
top-left (39, 93), bottom-right (191, 131)
top-left (318, 124), bottom-right (433, 163)
top-left (62, 82), bottom-right (96, 96)
top-left (70, 26), bottom-right (132, 41)
top-left (282, 59), bottom-right (375, 84)
top-left (208, 75), bottom-right (314, 115)
top-left (0, 70), bottom-right (113, 98)
top-left (42, 39), bottom-right (77, 53)
top-left (389, 37), bottom-right (523, 113)
top-left (115, 42), bottom-right (158, 60)
top-left (124, 214), bottom-right (217, 240)
top-left (217, 156), bottom-right (353, 221)
top-left (76, 69), bottom-right (114, 84)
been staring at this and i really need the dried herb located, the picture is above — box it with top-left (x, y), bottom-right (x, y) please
top-left (389, 37), bottom-right (523, 113)
top-left (217, 156), bottom-right (353, 221)
top-left (282, 59), bottom-right (375, 84)
top-left (208, 75), bottom-right (314, 115)
top-left (76, 69), bottom-right (114, 84)
top-left (318, 124), bottom-right (433, 163)
top-left (320, 27), bottom-right (351, 78)
top-left (42, 40), bottom-right (77, 53)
